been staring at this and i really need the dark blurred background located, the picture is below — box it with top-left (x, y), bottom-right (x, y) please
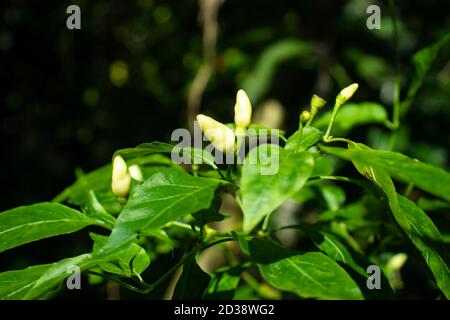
top-left (0, 0), bottom-right (449, 298)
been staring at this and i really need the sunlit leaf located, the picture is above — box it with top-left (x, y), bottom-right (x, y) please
top-left (249, 239), bottom-right (363, 299)
top-left (0, 203), bottom-right (101, 253)
top-left (285, 127), bottom-right (323, 152)
top-left (336, 142), bottom-right (450, 298)
top-left (98, 168), bottom-right (221, 256)
top-left (240, 144), bottom-right (314, 232)
top-left (320, 144), bottom-right (450, 202)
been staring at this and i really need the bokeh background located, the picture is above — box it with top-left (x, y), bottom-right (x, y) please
top-left (1, 0), bottom-right (449, 299)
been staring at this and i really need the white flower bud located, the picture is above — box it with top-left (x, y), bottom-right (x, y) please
top-left (387, 253), bottom-right (408, 272)
top-left (234, 89), bottom-right (252, 129)
top-left (128, 164), bottom-right (143, 182)
top-left (111, 155), bottom-right (131, 197)
top-left (336, 83), bottom-right (359, 105)
top-left (196, 114), bottom-right (236, 153)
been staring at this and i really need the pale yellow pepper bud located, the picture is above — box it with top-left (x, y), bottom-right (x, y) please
top-left (111, 155), bottom-right (131, 197)
top-left (311, 94), bottom-right (326, 109)
top-left (336, 83), bottom-right (359, 105)
top-left (387, 253), bottom-right (408, 272)
top-left (234, 89), bottom-right (252, 129)
top-left (128, 164), bottom-right (143, 182)
top-left (300, 110), bottom-right (311, 124)
top-left (196, 114), bottom-right (236, 153)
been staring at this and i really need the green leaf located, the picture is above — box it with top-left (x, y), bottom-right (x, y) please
top-left (314, 102), bottom-right (388, 134)
top-left (285, 127), bottom-right (323, 152)
top-left (291, 187), bottom-right (316, 204)
top-left (240, 39), bottom-right (310, 103)
top-left (173, 147), bottom-right (218, 169)
top-left (53, 164), bottom-right (113, 206)
top-left (418, 197), bottom-right (450, 211)
top-left (1, 236), bottom-right (150, 299)
top-left (300, 226), bottom-right (394, 299)
top-left (172, 255), bottom-right (211, 299)
top-left (191, 195), bottom-right (227, 227)
top-left (0, 264), bottom-right (51, 299)
top-left (205, 269), bottom-right (241, 300)
top-left (95, 262), bottom-right (123, 275)
top-left (54, 154), bottom-right (175, 204)
top-left (233, 232), bottom-right (251, 255)
top-left (114, 141), bottom-right (174, 160)
top-left (249, 239), bottom-right (363, 300)
top-left (319, 198), bottom-right (382, 231)
top-left (311, 155), bottom-right (334, 177)
top-left (343, 142), bottom-right (450, 298)
top-left (98, 168), bottom-right (221, 256)
top-left (24, 254), bottom-right (94, 299)
top-left (90, 233), bottom-right (150, 278)
top-left (396, 196), bottom-right (450, 298)
top-left (143, 229), bottom-right (175, 248)
top-left (53, 145), bottom-right (177, 208)
top-left (0, 253), bottom-right (96, 300)
top-left (320, 144), bottom-right (450, 202)
top-left (233, 284), bottom-right (261, 300)
top-left (346, 49), bottom-right (393, 85)
top-left (132, 247), bottom-right (151, 278)
top-left (82, 191), bottom-right (116, 228)
top-left (0, 202), bottom-right (100, 253)
top-left (247, 124), bottom-right (286, 138)
top-left (116, 141), bottom-right (219, 170)
top-left (240, 144), bottom-right (314, 232)
top-left (401, 33), bottom-right (450, 115)
top-left (303, 228), bottom-right (366, 275)
top-left (319, 184), bottom-right (346, 211)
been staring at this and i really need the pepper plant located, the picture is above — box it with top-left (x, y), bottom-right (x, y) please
top-left (1, 37), bottom-right (450, 300)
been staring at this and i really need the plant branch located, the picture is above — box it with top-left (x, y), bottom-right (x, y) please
top-left (323, 101), bottom-right (341, 142)
top-left (186, 0), bottom-right (224, 131)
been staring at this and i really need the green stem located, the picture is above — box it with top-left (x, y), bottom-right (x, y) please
top-left (305, 113), bottom-right (315, 127)
top-left (235, 134), bottom-right (245, 155)
top-left (323, 101), bottom-right (341, 141)
top-left (87, 247), bottom-right (197, 295)
top-left (192, 163), bottom-right (199, 177)
top-left (201, 237), bottom-right (235, 250)
top-left (323, 137), bottom-right (351, 144)
top-left (306, 175), bottom-right (374, 190)
top-left (388, 0), bottom-right (400, 135)
top-left (226, 164), bottom-right (233, 180)
top-left (163, 221), bottom-right (201, 233)
top-left (262, 213), bottom-right (271, 231)
top-left (388, 130), bottom-right (399, 151)
top-left (140, 248), bottom-right (198, 293)
top-left (294, 122), bottom-right (304, 153)
top-left (216, 169), bottom-right (228, 181)
top-left (86, 270), bottom-right (147, 294)
top-left (404, 182), bottom-right (414, 197)
top-left (279, 135), bottom-right (288, 143)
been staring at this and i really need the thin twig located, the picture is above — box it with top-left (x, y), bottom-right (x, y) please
top-left (186, 0), bottom-right (224, 131)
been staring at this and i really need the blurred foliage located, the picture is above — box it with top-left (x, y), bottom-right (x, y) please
top-left (0, 0), bottom-right (449, 299)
